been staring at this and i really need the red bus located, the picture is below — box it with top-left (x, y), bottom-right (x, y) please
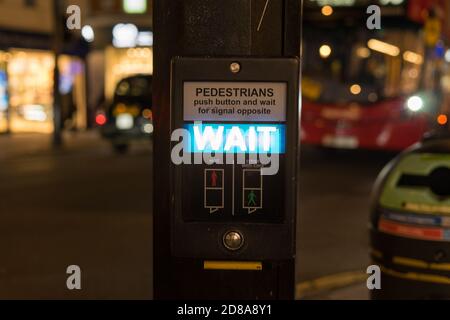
top-left (301, 1), bottom-right (447, 150)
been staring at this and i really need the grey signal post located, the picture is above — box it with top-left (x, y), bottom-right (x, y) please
top-left (153, 0), bottom-right (302, 300)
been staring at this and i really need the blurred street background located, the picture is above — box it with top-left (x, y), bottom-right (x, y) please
top-left (1, 0), bottom-right (450, 299)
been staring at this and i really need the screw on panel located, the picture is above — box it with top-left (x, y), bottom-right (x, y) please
top-left (230, 62), bottom-right (241, 74)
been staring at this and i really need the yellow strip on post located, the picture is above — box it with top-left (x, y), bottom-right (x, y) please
top-left (204, 261), bottom-right (263, 271)
top-left (393, 256), bottom-right (428, 269)
top-left (381, 265), bottom-right (450, 285)
top-left (392, 255), bottom-right (450, 272)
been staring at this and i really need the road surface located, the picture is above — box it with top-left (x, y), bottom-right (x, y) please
top-left (0, 132), bottom-right (395, 299)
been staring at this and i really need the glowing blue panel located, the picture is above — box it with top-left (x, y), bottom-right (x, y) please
top-left (185, 123), bottom-right (285, 154)
top-left (0, 71), bottom-right (8, 112)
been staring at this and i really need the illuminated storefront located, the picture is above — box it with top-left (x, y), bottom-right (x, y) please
top-left (6, 49), bottom-right (87, 134)
top-left (0, 0), bottom-right (88, 134)
top-left (7, 49), bottom-right (54, 133)
top-left (105, 46), bottom-right (153, 100)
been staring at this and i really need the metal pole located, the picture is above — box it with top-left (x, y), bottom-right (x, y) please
top-left (52, 0), bottom-right (63, 147)
top-left (153, 0), bottom-right (302, 299)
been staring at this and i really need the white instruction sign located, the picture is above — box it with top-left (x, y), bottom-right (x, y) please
top-left (183, 82), bottom-right (287, 122)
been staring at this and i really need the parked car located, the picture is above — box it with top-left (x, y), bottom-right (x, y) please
top-left (99, 74), bottom-right (153, 153)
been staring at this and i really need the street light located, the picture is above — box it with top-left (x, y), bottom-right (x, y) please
top-left (123, 0), bottom-right (147, 14)
top-left (406, 96), bottom-right (424, 112)
top-left (81, 25), bottom-right (95, 43)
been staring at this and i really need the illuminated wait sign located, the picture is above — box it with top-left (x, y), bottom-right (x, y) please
top-left (185, 123), bottom-right (285, 154)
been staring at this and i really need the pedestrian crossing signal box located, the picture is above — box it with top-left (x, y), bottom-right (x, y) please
top-left (171, 57), bottom-right (299, 260)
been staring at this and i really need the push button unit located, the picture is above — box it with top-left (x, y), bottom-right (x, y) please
top-left (223, 231), bottom-right (244, 251)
